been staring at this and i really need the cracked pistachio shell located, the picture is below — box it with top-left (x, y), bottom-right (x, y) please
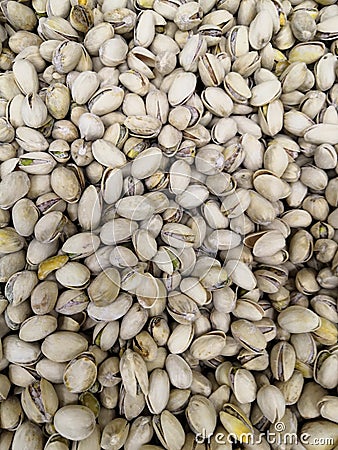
top-left (116, 195), bottom-right (155, 221)
top-left (225, 260), bottom-right (257, 291)
top-left (283, 209), bottom-right (312, 228)
top-left (230, 367), bottom-right (257, 404)
top-left (109, 246), bottom-right (138, 268)
top-left (4, 93), bottom-right (25, 129)
top-left (71, 71), bottom-right (100, 105)
top-left (54, 405), bottom-right (96, 441)
top-left (44, 435), bottom-right (70, 450)
top-left (253, 172), bottom-right (290, 202)
top-left (249, 10), bottom-right (273, 50)
top-left (186, 395), bottom-right (217, 436)
top-left (169, 160), bottom-right (191, 195)
top-left (62, 232), bottom-right (100, 260)
top-left (124, 115), bottom-right (162, 138)
top-left (219, 404), bottom-right (253, 444)
top-left (133, 229), bottom-right (158, 261)
top-left (176, 184), bottom-right (209, 210)
top-left (168, 72), bottom-right (197, 107)
top-left (297, 381), bottom-right (327, 419)
top-left (69, 5), bottom-right (94, 34)
top-left (0, 227), bottom-right (26, 254)
top-left (30, 280), bottom-right (58, 315)
top-left (245, 230), bottom-right (286, 257)
top-left (318, 396), bottom-right (338, 424)
top-left (12, 199), bottom-right (39, 237)
top-left (99, 37), bottom-right (128, 67)
top-left (16, 127), bottom-right (49, 152)
top-left (3, 335), bottom-right (41, 365)
top-left (250, 80), bottom-right (281, 107)
top-left (55, 261), bottom-right (90, 289)
top-left (314, 349), bottom-right (338, 390)
top-left (51, 166), bottom-right (82, 203)
top-left (19, 152), bottom-right (57, 175)
top-left (202, 87), bottom-right (234, 118)
top-left (0, 73), bottom-right (21, 101)
top-left (224, 72), bottom-right (251, 103)
top-left (304, 124), bottom-right (338, 145)
top-left (78, 185), bottom-right (102, 231)
top-left (167, 291), bottom-right (200, 325)
top-left (275, 370), bottom-right (304, 406)
top-left (13, 59), bottom-right (39, 95)
top-left (78, 113), bottom-right (104, 141)
top-left (289, 230), bottom-right (313, 264)
top-left (136, 273), bottom-right (164, 309)
top-left (19, 315), bottom-right (57, 342)
top-left (101, 418), bottom-right (130, 450)
top-left (89, 86), bottom-right (125, 116)
top-left (38, 16), bottom-right (79, 41)
top-left (179, 34), bottom-right (207, 72)
top-left (100, 218), bottom-right (138, 245)
top-left (12, 421), bottom-right (43, 450)
top-left (120, 348), bottom-right (149, 397)
top-left (2, 2), bottom-right (37, 31)
top-left (190, 331), bottom-right (226, 360)
top-left (88, 268), bottom-right (121, 306)
top-left (21, 378), bottom-right (59, 424)
top-left (41, 331), bottom-right (88, 363)
top-left (52, 40), bottom-right (82, 74)
top-left (231, 319), bottom-right (267, 352)
top-left (180, 278), bottom-right (210, 307)
top-left (124, 416), bottom-right (153, 450)
top-left (153, 410), bottom-right (185, 450)
top-left (91, 139), bottom-right (126, 168)
top-left (246, 191), bottom-right (277, 225)
top-left (195, 145), bottom-right (225, 175)
top-left (119, 70), bottom-right (150, 97)
top-left (0, 395), bottom-right (24, 431)
top-left (63, 352), bottom-right (97, 394)
top-left (167, 323), bottom-right (194, 355)
top-left (300, 420), bottom-right (338, 450)
top-left (88, 293), bottom-right (133, 322)
top-left (257, 385), bottom-right (285, 423)
top-left (0, 172), bottom-right (30, 210)
top-left (131, 147), bottom-right (162, 179)
top-left (45, 83), bottom-right (71, 120)
top-left (84, 22), bottom-right (115, 56)
top-left (317, 15), bottom-right (338, 40)
top-left (206, 229), bottom-right (241, 251)
top-left (46, 0), bottom-right (70, 17)
top-left (120, 303), bottom-right (148, 340)
top-left (270, 341), bottom-right (296, 382)
top-left (146, 369), bottom-right (170, 414)
top-left (101, 167), bottom-right (123, 205)
top-left (0, 117), bottom-right (15, 142)
top-left (0, 374), bottom-right (11, 401)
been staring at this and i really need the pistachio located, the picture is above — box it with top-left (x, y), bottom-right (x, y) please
top-left (54, 405), bottom-right (96, 441)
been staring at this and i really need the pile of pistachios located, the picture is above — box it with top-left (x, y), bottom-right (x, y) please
top-left (0, 0), bottom-right (338, 449)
